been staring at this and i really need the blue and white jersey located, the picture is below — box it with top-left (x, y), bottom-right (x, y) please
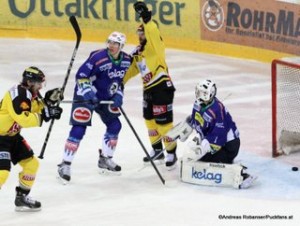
top-left (191, 98), bottom-right (239, 152)
top-left (75, 49), bottom-right (131, 100)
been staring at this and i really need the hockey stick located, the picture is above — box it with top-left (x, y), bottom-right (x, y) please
top-left (38, 15), bottom-right (82, 159)
top-left (119, 106), bottom-right (165, 185)
top-left (60, 100), bottom-right (113, 104)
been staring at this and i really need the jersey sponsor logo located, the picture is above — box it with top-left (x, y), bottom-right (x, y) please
top-left (0, 151), bottom-right (11, 160)
top-left (193, 102), bottom-right (200, 111)
top-left (108, 82), bottom-right (119, 96)
top-left (121, 61), bottom-right (131, 68)
top-left (195, 112), bottom-right (204, 126)
top-left (191, 167), bottom-right (222, 184)
top-left (166, 81), bottom-right (172, 87)
top-left (203, 112), bottom-right (212, 123)
top-left (72, 107), bottom-right (92, 123)
top-left (142, 72), bottom-right (153, 84)
top-left (108, 69), bottom-right (126, 79)
top-left (216, 122), bottom-right (224, 128)
top-left (99, 63), bottom-right (112, 71)
top-left (20, 101), bottom-right (30, 110)
top-left (79, 72), bottom-right (88, 78)
top-left (108, 105), bottom-right (120, 114)
top-left (7, 122), bottom-right (21, 134)
top-left (148, 129), bottom-right (159, 137)
top-left (153, 105), bottom-right (167, 116)
top-left (22, 174), bottom-right (35, 181)
top-left (86, 62), bottom-right (93, 70)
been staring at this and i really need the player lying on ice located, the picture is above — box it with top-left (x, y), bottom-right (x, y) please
top-left (166, 79), bottom-right (257, 189)
top-left (0, 66), bottom-right (63, 211)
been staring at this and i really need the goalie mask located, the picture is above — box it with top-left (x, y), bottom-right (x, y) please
top-left (22, 66), bottom-right (45, 84)
top-left (107, 31), bottom-right (126, 53)
top-left (195, 79), bottom-right (217, 104)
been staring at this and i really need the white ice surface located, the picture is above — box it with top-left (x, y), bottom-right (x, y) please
top-left (0, 38), bottom-right (299, 226)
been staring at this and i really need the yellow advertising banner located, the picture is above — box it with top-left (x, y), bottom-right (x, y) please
top-left (0, 0), bottom-right (198, 41)
top-left (0, 0), bottom-right (296, 61)
top-left (200, 0), bottom-right (300, 55)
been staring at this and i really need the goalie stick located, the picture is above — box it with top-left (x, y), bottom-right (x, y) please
top-left (119, 106), bottom-right (165, 185)
top-left (38, 15), bottom-right (82, 159)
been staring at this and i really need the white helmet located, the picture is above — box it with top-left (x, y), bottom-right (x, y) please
top-left (195, 79), bottom-right (217, 104)
top-left (107, 31), bottom-right (126, 50)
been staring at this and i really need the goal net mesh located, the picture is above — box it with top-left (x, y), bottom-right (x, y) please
top-left (272, 58), bottom-right (300, 156)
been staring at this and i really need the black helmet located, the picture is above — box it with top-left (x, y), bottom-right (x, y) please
top-left (22, 66), bottom-right (45, 84)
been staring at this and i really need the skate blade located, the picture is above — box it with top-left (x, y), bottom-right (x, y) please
top-left (15, 206), bottom-right (41, 212)
top-left (166, 163), bottom-right (177, 171)
top-left (56, 175), bottom-right (70, 185)
top-left (239, 175), bottom-right (258, 189)
top-left (143, 159), bottom-right (164, 166)
top-left (98, 168), bottom-right (121, 176)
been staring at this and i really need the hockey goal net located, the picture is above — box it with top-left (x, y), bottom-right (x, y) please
top-left (272, 58), bottom-right (300, 157)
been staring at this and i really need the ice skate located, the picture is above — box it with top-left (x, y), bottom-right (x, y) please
top-left (57, 161), bottom-right (71, 184)
top-left (15, 187), bottom-right (41, 212)
top-left (98, 150), bottom-right (121, 175)
top-left (165, 153), bottom-right (177, 171)
top-left (143, 149), bottom-right (165, 165)
top-left (239, 173), bottom-right (257, 189)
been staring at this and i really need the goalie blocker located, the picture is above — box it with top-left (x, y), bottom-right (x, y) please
top-left (180, 159), bottom-right (256, 189)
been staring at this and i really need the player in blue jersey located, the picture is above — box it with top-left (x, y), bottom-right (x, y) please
top-left (57, 32), bottom-right (131, 183)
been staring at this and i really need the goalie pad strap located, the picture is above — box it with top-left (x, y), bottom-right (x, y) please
top-left (180, 160), bottom-right (243, 189)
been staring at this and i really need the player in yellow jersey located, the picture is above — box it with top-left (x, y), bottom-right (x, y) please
top-left (123, 1), bottom-right (177, 169)
top-left (0, 66), bottom-right (62, 212)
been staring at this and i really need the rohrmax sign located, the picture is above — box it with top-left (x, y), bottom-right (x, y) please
top-left (200, 0), bottom-right (300, 55)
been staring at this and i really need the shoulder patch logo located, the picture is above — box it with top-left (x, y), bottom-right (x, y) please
top-left (20, 101), bottom-right (30, 110)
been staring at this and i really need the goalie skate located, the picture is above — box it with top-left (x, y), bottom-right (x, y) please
top-left (239, 173), bottom-right (258, 189)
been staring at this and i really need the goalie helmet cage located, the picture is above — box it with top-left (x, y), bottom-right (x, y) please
top-left (272, 58), bottom-right (300, 157)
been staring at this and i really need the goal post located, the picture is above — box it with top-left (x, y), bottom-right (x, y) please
top-left (272, 58), bottom-right (300, 157)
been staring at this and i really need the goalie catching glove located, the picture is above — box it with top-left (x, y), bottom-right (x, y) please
top-left (187, 137), bottom-right (212, 160)
top-left (165, 115), bottom-right (193, 142)
top-left (44, 88), bottom-right (64, 105)
top-left (41, 106), bottom-right (63, 122)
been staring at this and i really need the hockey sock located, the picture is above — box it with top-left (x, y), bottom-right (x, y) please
top-left (63, 137), bottom-right (80, 163)
top-left (18, 156), bottom-right (39, 190)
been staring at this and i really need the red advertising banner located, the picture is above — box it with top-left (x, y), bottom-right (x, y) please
top-left (200, 0), bottom-right (300, 55)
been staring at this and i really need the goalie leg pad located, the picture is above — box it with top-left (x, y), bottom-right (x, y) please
top-left (180, 160), bottom-right (244, 189)
top-left (165, 117), bottom-right (193, 142)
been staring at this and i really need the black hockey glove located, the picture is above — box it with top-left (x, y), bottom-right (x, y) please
top-left (42, 106), bottom-right (63, 122)
top-left (44, 88), bottom-right (64, 105)
top-left (133, 1), bottom-right (152, 23)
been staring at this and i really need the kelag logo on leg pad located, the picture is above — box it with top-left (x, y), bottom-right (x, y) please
top-left (191, 167), bottom-right (222, 184)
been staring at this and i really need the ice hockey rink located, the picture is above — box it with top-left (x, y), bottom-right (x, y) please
top-left (0, 38), bottom-right (300, 226)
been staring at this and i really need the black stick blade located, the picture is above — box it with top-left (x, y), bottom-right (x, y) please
top-left (69, 15), bottom-right (82, 47)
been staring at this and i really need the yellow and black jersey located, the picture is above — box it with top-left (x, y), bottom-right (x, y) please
top-left (123, 20), bottom-right (174, 91)
top-left (0, 84), bottom-right (44, 136)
